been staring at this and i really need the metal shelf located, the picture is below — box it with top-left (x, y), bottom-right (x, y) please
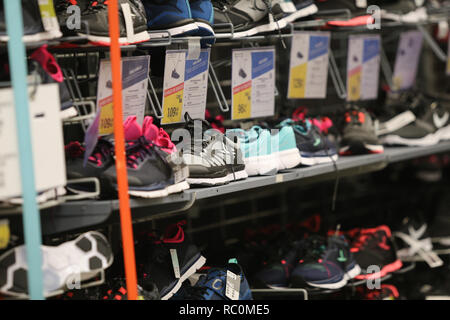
top-left (3, 142), bottom-right (450, 235)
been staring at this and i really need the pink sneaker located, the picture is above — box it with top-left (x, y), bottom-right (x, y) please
top-left (123, 116), bottom-right (143, 141)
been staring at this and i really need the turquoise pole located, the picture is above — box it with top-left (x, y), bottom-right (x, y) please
top-left (4, 0), bottom-right (44, 300)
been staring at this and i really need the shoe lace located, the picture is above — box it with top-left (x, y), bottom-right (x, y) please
top-left (56, 0), bottom-right (78, 11)
top-left (125, 136), bottom-right (155, 169)
top-left (88, 139), bottom-right (113, 166)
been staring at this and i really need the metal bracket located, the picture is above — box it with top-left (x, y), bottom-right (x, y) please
top-left (417, 24), bottom-right (447, 62)
top-left (328, 49), bottom-right (347, 99)
top-left (63, 177), bottom-right (101, 201)
top-left (208, 62), bottom-right (230, 112)
top-left (380, 43), bottom-right (394, 90)
top-left (147, 77), bottom-right (164, 119)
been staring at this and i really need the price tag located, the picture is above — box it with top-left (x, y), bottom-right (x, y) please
top-left (392, 31), bottom-right (423, 91)
top-left (170, 249), bottom-right (181, 279)
top-left (447, 36), bottom-right (450, 76)
top-left (38, 0), bottom-right (60, 32)
top-left (347, 35), bottom-right (381, 101)
top-left (161, 49), bottom-right (210, 124)
top-left (0, 220), bottom-right (10, 250)
top-left (0, 84), bottom-right (66, 199)
top-left (232, 47), bottom-right (275, 120)
top-left (225, 270), bottom-right (241, 300)
top-left (288, 32), bottom-right (330, 99)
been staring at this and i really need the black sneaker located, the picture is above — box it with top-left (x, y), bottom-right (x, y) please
top-left (0, 0), bottom-right (62, 42)
top-left (100, 277), bottom-right (160, 300)
top-left (55, 0), bottom-right (89, 35)
top-left (213, 0), bottom-right (285, 38)
top-left (339, 106), bottom-right (384, 155)
top-left (381, 95), bottom-right (450, 146)
top-left (351, 225), bottom-right (403, 280)
top-left (141, 221), bottom-right (206, 300)
top-left (103, 136), bottom-right (189, 198)
top-left (181, 113), bottom-right (247, 186)
top-left (78, 0), bottom-right (150, 45)
top-left (274, 0), bottom-right (318, 24)
top-left (65, 139), bottom-right (116, 196)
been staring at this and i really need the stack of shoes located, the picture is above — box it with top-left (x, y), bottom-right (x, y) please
top-left (0, 0), bottom-right (63, 43)
top-left (227, 124), bottom-right (301, 176)
top-left (180, 113), bottom-right (248, 186)
top-left (137, 221), bottom-right (207, 300)
top-left (0, 231), bottom-right (114, 298)
top-left (339, 106), bottom-right (384, 155)
top-left (77, 0), bottom-right (150, 45)
top-left (171, 260), bottom-right (253, 300)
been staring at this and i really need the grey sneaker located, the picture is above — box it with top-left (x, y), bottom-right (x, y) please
top-left (339, 106), bottom-right (384, 155)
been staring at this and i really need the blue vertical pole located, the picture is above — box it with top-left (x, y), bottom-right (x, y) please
top-left (4, 0), bottom-right (44, 300)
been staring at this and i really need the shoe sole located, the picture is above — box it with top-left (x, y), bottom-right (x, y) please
top-left (0, 231), bottom-right (113, 298)
top-left (77, 30), bottom-right (150, 46)
top-left (128, 180), bottom-right (190, 198)
top-left (382, 125), bottom-right (450, 146)
top-left (279, 4), bottom-right (319, 24)
top-left (244, 148), bottom-right (302, 176)
top-left (187, 169), bottom-right (248, 186)
top-left (0, 29), bottom-right (62, 43)
top-left (305, 263), bottom-right (361, 290)
top-left (194, 21), bottom-right (215, 37)
top-left (147, 22), bottom-right (199, 38)
top-left (355, 259), bottom-right (403, 280)
top-left (339, 142), bottom-right (384, 155)
top-left (160, 255), bottom-right (206, 300)
top-left (276, 148), bottom-right (303, 171)
top-left (300, 154), bottom-right (338, 166)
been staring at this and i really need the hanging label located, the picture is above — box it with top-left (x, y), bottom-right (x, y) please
top-left (170, 249), bottom-right (181, 279)
top-left (161, 49), bottom-right (210, 124)
top-left (225, 270), bottom-right (241, 300)
top-left (95, 56), bottom-right (150, 136)
top-left (0, 84), bottom-right (66, 200)
top-left (347, 35), bottom-right (381, 101)
top-left (0, 220), bottom-right (10, 250)
top-left (447, 36), bottom-right (450, 76)
top-left (232, 47), bottom-right (275, 120)
top-left (38, 0), bottom-right (60, 32)
top-left (392, 31), bottom-right (423, 92)
top-left (288, 32), bottom-right (330, 99)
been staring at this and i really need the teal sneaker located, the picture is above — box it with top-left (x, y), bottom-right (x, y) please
top-left (271, 126), bottom-right (302, 171)
top-left (227, 126), bottom-right (278, 176)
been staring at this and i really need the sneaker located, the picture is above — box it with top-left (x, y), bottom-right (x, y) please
top-left (339, 106), bottom-right (384, 155)
top-left (0, 0), bottom-right (63, 42)
top-left (142, 116), bottom-right (177, 154)
top-left (278, 118), bottom-right (338, 166)
top-left (0, 231), bottom-right (113, 298)
top-left (142, 0), bottom-right (199, 37)
top-left (177, 260), bottom-right (253, 300)
top-left (181, 113), bottom-right (247, 186)
top-left (213, 0), bottom-right (285, 38)
top-left (141, 221), bottom-right (206, 300)
top-left (393, 217), bottom-right (443, 267)
top-left (189, 0), bottom-right (216, 44)
top-left (351, 225), bottom-right (403, 280)
top-left (100, 277), bottom-right (160, 300)
top-left (103, 120), bottom-right (189, 198)
top-left (380, 97), bottom-right (450, 146)
top-left (290, 235), bottom-right (360, 289)
top-left (274, 0), bottom-right (318, 24)
top-left (55, 0), bottom-right (89, 35)
top-left (78, 0), bottom-right (150, 45)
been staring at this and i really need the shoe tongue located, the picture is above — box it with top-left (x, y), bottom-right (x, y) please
top-left (124, 116), bottom-right (142, 141)
top-left (142, 116), bottom-right (158, 142)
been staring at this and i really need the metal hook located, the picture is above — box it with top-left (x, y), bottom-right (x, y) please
top-left (328, 49), bottom-right (347, 99)
top-left (147, 77), bottom-right (163, 119)
top-left (417, 24), bottom-right (447, 62)
top-left (379, 43), bottom-right (394, 90)
top-left (208, 62), bottom-right (229, 112)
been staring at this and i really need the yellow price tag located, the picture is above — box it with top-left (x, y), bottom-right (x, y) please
top-left (162, 84), bottom-right (184, 124)
top-left (288, 63), bottom-right (307, 99)
top-left (232, 82), bottom-right (252, 120)
top-left (0, 220), bottom-right (10, 250)
top-left (98, 100), bottom-right (114, 136)
top-left (348, 70), bottom-right (362, 101)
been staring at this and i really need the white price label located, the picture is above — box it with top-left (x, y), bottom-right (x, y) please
top-left (392, 31), bottom-right (423, 91)
top-left (347, 35), bottom-right (381, 101)
top-left (225, 270), bottom-right (241, 300)
top-left (170, 249), bottom-right (181, 279)
top-left (232, 47), bottom-right (275, 120)
top-left (288, 32), bottom-right (330, 99)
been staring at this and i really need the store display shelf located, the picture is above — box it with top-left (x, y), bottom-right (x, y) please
top-left (3, 142), bottom-right (450, 235)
